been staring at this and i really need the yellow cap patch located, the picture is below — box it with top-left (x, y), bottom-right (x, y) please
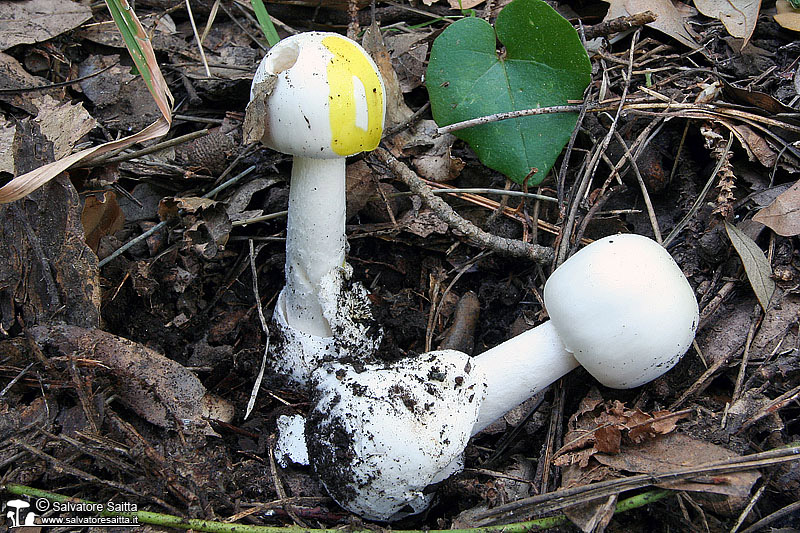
top-left (322, 35), bottom-right (384, 156)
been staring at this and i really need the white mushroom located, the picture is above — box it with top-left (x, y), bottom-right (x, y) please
top-left (307, 351), bottom-right (485, 521)
top-left (248, 32), bottom-right (386, 385)
top-left (471, 233), bottom-right (699, 432)
top-left (298, 234), bottom-right (698, 520)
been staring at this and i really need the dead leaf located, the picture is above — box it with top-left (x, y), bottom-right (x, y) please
top-left (775, 0), bottom-right (800, 31)
top-left (32, 95), bottom-right (96, 159)
top-left (82, 191), bottom-right (125, 252)
top-left (159, 197), bottom-right (232, 259)
top-left (725, 221), bottom-right (776, 311)
top-left (753, 179), bottom-right (800, 236)
top-left (362, 21), bottom-right (415, 129)
top-left (400, 207), bottom-right (449, 238)
top-left (694, 0), bottom-right (761, 45)
top-left (0, 0), bottom-right (92, 52)
top-left (384, 32), bottom-right (430, 92)
top-left (30, 323), bottom-right (234, 436)
top-left (603, 0), bottom-right (699, 49)
top-left (243, 76), bottom-right (277, 145)
top-left (727, 123), bottom-right (776, 168)
top-left (596, 433), bottom-right (760, 502)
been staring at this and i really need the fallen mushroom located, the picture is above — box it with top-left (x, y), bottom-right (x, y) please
top-left (299, 234), bottom-right (698, 520)
top-left (246, 32), bottom-right (386, 385)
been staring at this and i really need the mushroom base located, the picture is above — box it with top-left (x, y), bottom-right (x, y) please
top-left (269, 265), bottom-right (383, 387)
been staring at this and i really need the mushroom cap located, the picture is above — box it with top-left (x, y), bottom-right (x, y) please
top-left (544, 234), bottom-right (699, 389)
top-left (250, 32), bottom-right (385, 158)
top-left (307, 351), bottom-right (486, 521)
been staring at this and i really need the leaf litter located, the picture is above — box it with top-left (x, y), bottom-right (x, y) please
top-left (1, 0), bottom-right (800, 532)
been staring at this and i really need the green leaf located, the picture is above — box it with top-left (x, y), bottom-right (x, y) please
top-left (426, 0), bottom-right (591, 184)
top-left (725, 221), bottom-right (776, 311)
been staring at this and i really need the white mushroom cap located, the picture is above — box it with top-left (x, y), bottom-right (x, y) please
top-left (306, 351), bottom-right (487, 521)
top-left (544, 234), bottom-right (699, 389)
top-left (251, 32), bottom-right (385, 159)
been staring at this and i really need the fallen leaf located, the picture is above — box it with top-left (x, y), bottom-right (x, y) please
top-left (603, 0), bottom-right (699, 49)
top-left (82, 191), bottom-right (125, 252)
top-left (753, 179), bottom-right (800, 236)
top-left (0, 0), bottom-right (92, 51)
top-left (32, 95), bottom-right (96, 159)
top-left (30, 323), bottom-right (234, 436)
top-left (725, 220), bottom-right (776, 311)
top-left (694, 0), bottom-right (761, 45)
top-left (596, 432), bottom-right (760, 501)
top-left (775, 0), bottom-right (800, 30)
top-left (727, 123), bottom-right (777, 168)
top-left (362, 21), bottom-right (414, 129)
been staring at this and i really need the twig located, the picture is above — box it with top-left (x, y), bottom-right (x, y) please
top-left (373, 147), bottom-right (554, 263)
top-left (737, 383), bottom-right (800, 433)
top-left (739, 500), bottom-right (800, 533)
top-left (186, 0), bottom-right (212, 77)
top-left (612, 130), bottom-right (662, 242)
top-left (731, 305), bottom-right (762, 404)
top-left (581, 11), bottom-right (658, 41)
top-left (245, 239), bottom-right (270, 420)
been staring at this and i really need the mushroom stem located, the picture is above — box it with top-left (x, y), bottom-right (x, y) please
top-left (470, 320), bottom-right (579, 434)
top-left (284, 156), bottom-right (347, 337)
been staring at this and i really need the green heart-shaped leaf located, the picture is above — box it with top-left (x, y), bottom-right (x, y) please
top-left (426, 0), bottom-right (591, 184)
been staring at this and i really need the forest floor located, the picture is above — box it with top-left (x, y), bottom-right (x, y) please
top-left (1, 1), bottom-right (800, 532)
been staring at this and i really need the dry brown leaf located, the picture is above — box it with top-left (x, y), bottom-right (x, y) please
top-left (754, 178), bottom-right (800, 236)
top-left (362, 21), bottom-right (414, 130)
top-left (30, 323), bottom-right (234, 436)
top-left (775, 0), bottom-right (800, 31)
top-left (603, 0), bottom-right (699, 49)
top-left (596, 433), bottom-right (760, 502)
top-left (727, 123), bottom-right (777, 168)
top-left (0, 0), bottom-right (92, 51)
top-left (82, 191), bottom-right (125, 252)
top-left (694, 0), bottom-right (761, 45)
top-left (33, 95), bottom-right (96, 159)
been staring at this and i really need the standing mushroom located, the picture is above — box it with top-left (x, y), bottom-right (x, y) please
top-left (300, 234), bottom-right (698, 520)
top-left (246, 32), bottom-right (386, 385)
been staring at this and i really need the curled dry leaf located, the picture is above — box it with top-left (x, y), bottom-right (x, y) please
top-left (30, 323), bottom-right (234, 436)
top-left (694, 0), bottom-right (761, 46)
top-left (159, 197), bottom-right (232, 259)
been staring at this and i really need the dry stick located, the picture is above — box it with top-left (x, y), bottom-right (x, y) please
top-left (581, 11), bottom-right (657, 41)
top-left (737, 383), bottom-right (800, 434)
top-left (731, 305), bottom-right (762, 404)
top-left (186, 0), bottom-right (212, 77)
top-left (573, 184), bottom-right (626, 247)
top-left (671, 338), bottom-right (746, 410)
top-left (373, 147), bottom-right (554, 264)
top-left (730, 482), bottom-right (767, 533)
top-left (612, 130), bottom-right (662, 242)
top-left (437, 101), bottom-right (800, 137)
top-left (470, 444), bottom-right (800, 523)
top-left (739, 500), bottom-right (800, 533)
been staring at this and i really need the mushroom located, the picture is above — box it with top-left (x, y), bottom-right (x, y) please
top-left (471, 233), bottom-right (699, 432)
top-left (247, 32), bottom-right (386, 385)
top-left (299, 234), bottom-right (698, 520)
